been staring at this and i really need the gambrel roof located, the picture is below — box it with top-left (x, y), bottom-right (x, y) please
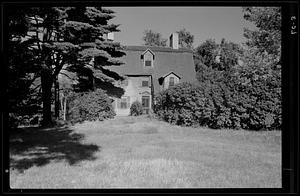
top-left (105, 45), bottom-right (196, 94)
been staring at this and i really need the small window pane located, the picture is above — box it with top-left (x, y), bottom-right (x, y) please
top-left (169, 77), bottom-right (175, 87)
top-left (142, 81), bottom-right (148, 87)
top-left (120, 98), bottom-right (127, 109)
top-left (145, 60), bottom-right (152, 66)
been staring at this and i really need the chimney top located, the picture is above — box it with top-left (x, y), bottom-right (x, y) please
top-left (169, 33), bottom-right (179, 49)
top-left (107, 32), bottom-right (114, 41)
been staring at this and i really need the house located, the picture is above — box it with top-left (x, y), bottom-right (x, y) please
top-left (104, 33), bottom-right (196, 116)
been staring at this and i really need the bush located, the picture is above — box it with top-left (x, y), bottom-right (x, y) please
top-left (154, 75), bottom-right (281, 130)
top-left (67, 89), bottom-right (115, 123)
top-left (8, 113), bottom-right (42, 127)
top-left (130, 101), bottom-right (143, 116)
top-left (154, 82), bottom-right (214, 127)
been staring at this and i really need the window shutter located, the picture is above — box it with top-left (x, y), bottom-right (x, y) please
top-left (141, 55), bottom-right (143, 60)
top-left (127, 96), bottom-right (130, 108)
top-left (153, 55), bottom-right (155, 60)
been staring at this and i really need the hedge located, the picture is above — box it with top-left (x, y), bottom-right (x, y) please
top-left (154, 78), bottom-right (281, 130)
top-left (67, 89), bottom-right (115, 123)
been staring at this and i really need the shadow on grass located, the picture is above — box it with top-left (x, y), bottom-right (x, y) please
top-left (9, 126), bottom-right (100, 172)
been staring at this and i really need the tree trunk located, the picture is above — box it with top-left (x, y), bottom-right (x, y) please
top-left (63, 96), bottom-right (67, 121)
top-left (54, 75), bottom-right (59, 119)
top-left (41, 68), bottom-right (53, 126)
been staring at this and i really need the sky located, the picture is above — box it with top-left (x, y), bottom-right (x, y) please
top-left (105, 7), bottom-right (256, 47)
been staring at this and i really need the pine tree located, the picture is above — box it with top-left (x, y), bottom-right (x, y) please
top-left (7, 6), bottom-right (125, 126)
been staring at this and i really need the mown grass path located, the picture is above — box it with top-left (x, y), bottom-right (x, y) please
top-left (10, 116), bottom-right (281, 188)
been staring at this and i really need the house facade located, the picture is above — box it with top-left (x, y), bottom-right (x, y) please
top-left (104, 33), bottom-right (196, 116)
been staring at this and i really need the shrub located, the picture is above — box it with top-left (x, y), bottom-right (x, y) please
top-left (67, 89), bottom-right (115, 123)
top-left (8, 113), bottom-right (42, 127)
top-left (130, 101), bottom-right (143, 116)
top-left (154, 82), bottom-right (215, 127)
top-left (154, 75), bottom-right (281, 130)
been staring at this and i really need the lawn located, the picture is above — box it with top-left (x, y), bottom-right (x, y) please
top-left (9, 116), bottom-right (281, 188)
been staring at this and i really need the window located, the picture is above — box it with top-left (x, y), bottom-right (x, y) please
top-left (142, 80), bottom-right (149, 87)
top-left (118, 96), bottom-right (130, 109)
top-left (142, 96), bottom-right (150, 114)
top-left (145, 60), bottom-right (152, 66)
top-left (120, 99), bottom-right (127, 109)
top-left (169, 77), bottom-right (175, 87)
top-left (143, 51), bottom-right (154, 67)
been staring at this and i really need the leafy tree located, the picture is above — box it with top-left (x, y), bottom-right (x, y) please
top-left (7, 6), bottom-right (125, 126)
top-left (194, 38), bottom-right (243, 73)
top-left (176, 28), bottom-right (194, 49)
top-left (243, 7), bottom-right (281, 61)
top-left (194, 39), bottom-right (218, 71)
top-left (218, 38), bottom-right (244, 71)
top-left (142, 29), bottom-right (167, 47)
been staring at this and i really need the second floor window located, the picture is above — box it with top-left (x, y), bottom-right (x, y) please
top-left (145, 60), bottom-right (152, 66)
top-left (169, 77), bottom-right (175, 87)
top-left (142, 50), bottom-right (154, 67)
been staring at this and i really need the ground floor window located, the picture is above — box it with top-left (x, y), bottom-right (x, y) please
top-left (118, 96), bottom-right (130, 109)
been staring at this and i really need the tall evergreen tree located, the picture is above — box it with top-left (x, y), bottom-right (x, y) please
top-left (7, 6), bottom-right (125, 126)
top-left (7, 7), bottom-right (42, 123)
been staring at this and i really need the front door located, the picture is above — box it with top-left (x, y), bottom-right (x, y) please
top-left (142, 96), bottom-right (150, 114)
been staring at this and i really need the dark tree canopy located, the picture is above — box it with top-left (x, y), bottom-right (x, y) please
top-left (7, 6), bottom-right (125, 125)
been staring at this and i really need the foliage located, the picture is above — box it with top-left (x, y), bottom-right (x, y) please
top-left (195, 62), bottom-right (223, 84)
top-left (176, 28), bottom-right (194, 49)
top-left (194, 38), bottom-right (243, 72)
top-left (142, 29), bottom-right (167, 47)
top-left (67, 89), bottom-right (115, 123)
top-left (194, 39), bottom-right (219, 70)
top-left (7, 6), bottom-right (125, 126)
top-left (171, 7), bottom-right (282, 130)
top-left (130, 101), bottom-right (143, 116)
top-left (154, 77), bottom-right (281, 130)
top-left (243, 7), bottom-right (281, 58)
top-left (7, 8), bottom-right (43, 128)
top-left (154, 82), bottom-right (213, 127)
top-left (218, 38), bottom-right (244, 71)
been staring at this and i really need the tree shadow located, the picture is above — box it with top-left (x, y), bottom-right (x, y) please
top-left (9, 126), bottom-right (100, 172)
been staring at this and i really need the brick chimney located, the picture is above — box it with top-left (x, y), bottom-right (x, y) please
top-left (107, 32), bottom-right (114, 41)
top-left (169, 33), bottom-right (179, 49)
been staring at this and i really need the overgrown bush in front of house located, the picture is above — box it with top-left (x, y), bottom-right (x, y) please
top-left (67, 89), bottom-right (115, 124)
top-left (130, 101), bottom-right (143, 116)
top-left (154, 82), bottom-right (215, 127)
top-left (154, 77), bottom-right (281, 130)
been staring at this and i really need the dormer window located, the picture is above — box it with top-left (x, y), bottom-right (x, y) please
top-left (145, 60), bottom-right (152, 66)
top-left (141, 49), bottom-right (155, 67)
top-left (169, 77), bottom-right (175, 87)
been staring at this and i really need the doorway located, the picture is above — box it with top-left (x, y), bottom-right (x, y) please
top-left (142, 96), bottom-right (150, 114)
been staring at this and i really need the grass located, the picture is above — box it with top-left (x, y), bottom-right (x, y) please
top-left (9, 116), bottom-right (281, 188)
